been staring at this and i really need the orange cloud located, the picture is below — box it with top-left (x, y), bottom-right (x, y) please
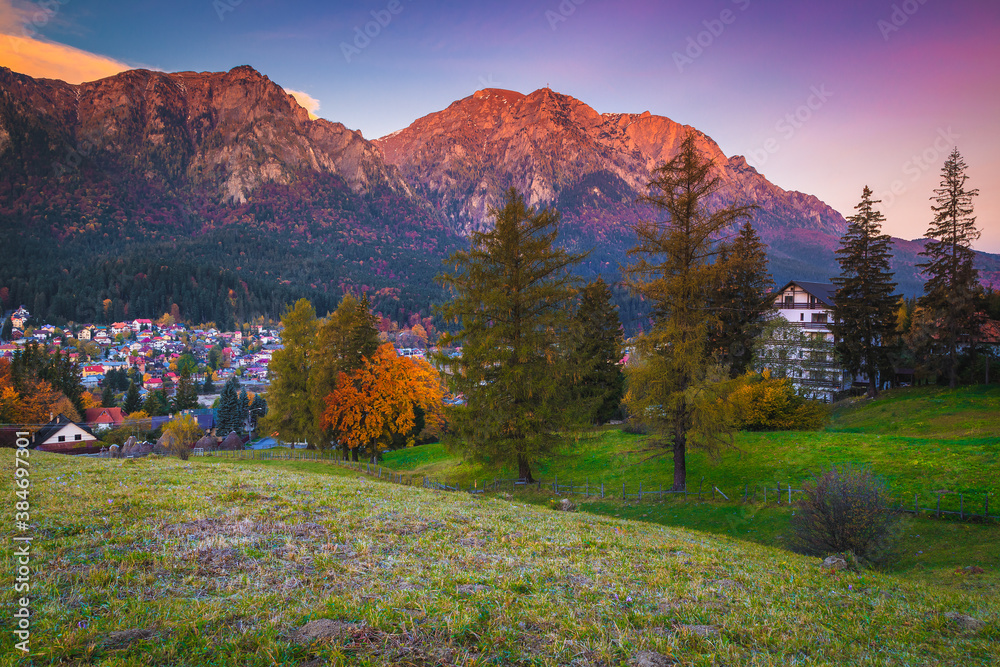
top-left (287, 89), bottom-right (320, 120)
top-left (0, 34), bottom-right (130, 84)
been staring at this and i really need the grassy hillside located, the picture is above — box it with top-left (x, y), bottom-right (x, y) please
top-left (383, 385), bottom-right (1000, 503)
top-left (1, 451), bottom-right (997, 666)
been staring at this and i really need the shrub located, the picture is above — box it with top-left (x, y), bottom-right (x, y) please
top-left (730, 371), bottom-right (828, 431)
top-left (622, 420), bottom-right (650, 435)
top-left (789, 464), bottom-right (901, 566)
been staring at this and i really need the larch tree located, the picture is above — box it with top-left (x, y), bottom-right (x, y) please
top-left (917, 148), bottom-right (982, 388)
top-left (263, 298), bottom-right (318, 445)
top-left (708, 220), bottom-right (773, 378)
top-left (568, 277), bottom-right (625, 424)
top-left (437, 187), bottom-right (586, 482)
top-left (624, 133), bottom-right (756, 491)
top-left (830, 186), bottom-right (899, 398)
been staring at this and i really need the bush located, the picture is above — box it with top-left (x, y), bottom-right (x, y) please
top-left (789, 464), bottom-right (900, 566)
top-left (730, 371), bottom-right (829, 431)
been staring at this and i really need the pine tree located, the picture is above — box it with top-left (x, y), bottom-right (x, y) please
top-left (830, 186), bottom-right (899, 398)
top-left (437, 188), bottom-right (586, 482)
top-left (123, 380), bottom-right (142, 414)
top-left (624, 133), bottom-right (756, 491)
top-left (101, 383), bottom-right (116, 408)
top-left (709, 221), bottom-right (773, 378)
top-left (1, 317), bottom-right (11, 341)
top-left (202, 373), bottom-right (215, 394)
top-left (172, 367), bottom-right (199, 412)
top-left (248, 393), bottom-right (267, 434)
top-left (238, 388), bottom-right (250, 431)
top-left (263, 299), bottom-right (318, 445)
top-left (569, 277), bottom-right (625, 424)
top-left (917, 149), bottom-right (982, 388)
top-left (215, 377), bottom-right (242, 436)
top-left (143, 388), bottom-right (170, 416)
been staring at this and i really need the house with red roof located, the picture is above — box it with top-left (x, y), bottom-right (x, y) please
top-left (85, 407), bottom-right (125, 431)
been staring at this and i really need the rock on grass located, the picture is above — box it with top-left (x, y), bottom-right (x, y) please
top-left (292, 619), bottom-right (363, 644)
top-left (942, 612), bottom-right (986, 633)
top-left (628, 650), bottom-right (677, 666)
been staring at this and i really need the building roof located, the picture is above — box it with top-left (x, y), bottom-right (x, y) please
top-left (84, 407), bottom-right (125, 426)
top-left (33, 414), bottom-right (95, 446)
top-left (775, 280), bottom-right (837, 308)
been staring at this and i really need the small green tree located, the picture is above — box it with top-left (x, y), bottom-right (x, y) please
top-left (237, 388), bottom-right (250, 431)
top-left (568, 277), bottom-right (625, 424)
top-left (172, 367), bottom-right (199, 412)
top-left (709, 221), bottom-right (773, 378)
top-left (263, 299), bottom-right (318, 445)
top-left (216, 377), bottom-right (242, 436)
top-left (437, 188), bottom-right (586, 482)
top-left (831, 187), bottom-right (900, 398)
top-left (101, 383), bottom-right (116, 408)
top-left (122, 380), bottom-right (142, 414)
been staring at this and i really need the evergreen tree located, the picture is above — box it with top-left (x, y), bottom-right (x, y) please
top-left (917, 148), bottom-right (982, 388)
top-left (238, 388), bottom-right (250, 431)
top-left (309, 292), bottom-right (380, 451)
top-left (1, 317), bottom-right (11, 341)
top-left (708, 221), bottom-right (774, 378)
top-left (437, 188), bottom-right (586, 482)
top-left (216, 377), bottom-right (242, 436)
top-left (143, 388), bottom-right (170, 416)
top-left (101, 383), bottom-right (116, 408)
top-left (248, 393), bottom-right (268, 434)
top-left (122, 380), bottom-right (142, 414)
top-left (262, 299), bottom-right (317, 444)
top-left (623, 133), bottom-right (756, 491)
top-left (202, 373), bottom-right (215, 394)
top-left (172, 367), bottom-right (199, 412)
top-left (569, 277), bottom-right (625, 424)
top-left (830, 187), bottom-right (900, 398)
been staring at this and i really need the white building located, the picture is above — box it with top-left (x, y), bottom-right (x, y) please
top-left (769, 280), bottom-right (853, 402)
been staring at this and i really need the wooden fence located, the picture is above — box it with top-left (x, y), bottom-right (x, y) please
top-left (192, 449), bottom-right (997, 522)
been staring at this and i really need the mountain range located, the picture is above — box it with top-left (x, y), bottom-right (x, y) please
top-left (1, 64), bottom-right (997, 330)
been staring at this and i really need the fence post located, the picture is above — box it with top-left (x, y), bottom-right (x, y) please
top-left (659, 483), bottom-right (662, 501)
top-left (623, 482), bottom-right (626, 501)
top-left (699, 477), bottom-right (703, 501)
top-left (601, 482), bottom-right (604, 499)
top-left (960, 494), bottom-right (964, 520)
top-left (788, 483), bottom-right (792, 505)
top-left (639, 481), bottom-right (642, 502)
top-left (937, 494), bottom-right (941, 518)
top-left (986, 493), bottom-right (990, 519)
top-left (554, 475), bottom-right (557, 494)
top-left (764, 486), bottom-right (767, 504)
top-left (914, 494), bottom-right (918, 515)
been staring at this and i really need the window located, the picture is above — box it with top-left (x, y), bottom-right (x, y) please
top-left (75, 434), bottom-right (82, 441)
top-left (58, 435), bottom-right (66, 442)
top-left (800, 313), bottom-right (804, 321)
top-left (784, 294), bottom-right (794, 308)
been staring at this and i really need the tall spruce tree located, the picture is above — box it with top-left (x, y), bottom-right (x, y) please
top-left (917, 149), bottom-right (982, 388)
top-left (248, 394), bottom-right (268, 435)
top-left (830, 186), bottom-right (899, 398)
top-left (172, 367), bottom-right (199, 411)
top-left (624, 133), bottom-right (756, 491)
top-left (216, 377), bottom-right (241, 436)
top-left (709, 221), bottom-right (773, 378)
top-left (569, 277), bottom-right (625, 424)
top-left (263, 299), bottom-right (318, 445)
top-left (437, 188), bottom-right (586, 482)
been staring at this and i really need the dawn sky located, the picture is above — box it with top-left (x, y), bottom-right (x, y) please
top-left (2, 0), bottom-right (998, 252)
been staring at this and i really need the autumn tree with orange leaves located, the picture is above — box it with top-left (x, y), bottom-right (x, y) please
top-left (321, 344), bottom-right (444, 461)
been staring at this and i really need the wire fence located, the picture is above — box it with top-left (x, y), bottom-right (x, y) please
top-left (90, 446), bottom-right (999, 523)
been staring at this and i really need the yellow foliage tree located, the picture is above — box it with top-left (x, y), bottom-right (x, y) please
top-left (160, 414), bottom-right (202, 458)
top-left (321, 344), bottom-right (445, 459)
